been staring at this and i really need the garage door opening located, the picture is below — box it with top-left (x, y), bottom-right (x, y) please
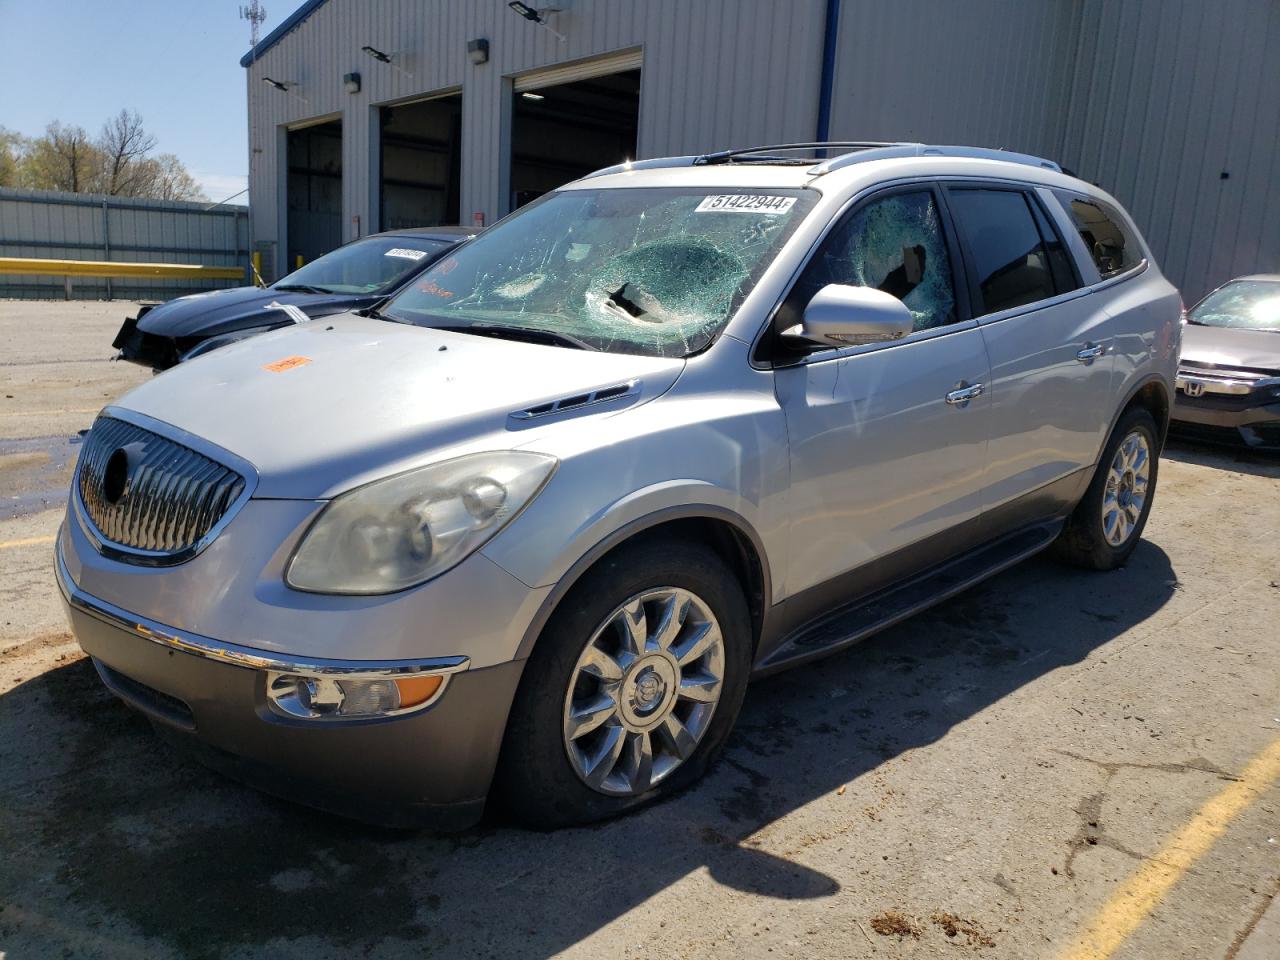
top-left (509, 68), bottom-right (640, 210)
top-left (380, 94), bottom-right (462, 231)
top-left (286, 118), bottom-right (343, 268)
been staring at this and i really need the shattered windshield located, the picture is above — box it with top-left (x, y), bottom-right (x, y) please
top-left (1189, 280), bottom-right (1280, 331)
top-left (383, 187), bottom-right (817, 357)
top-left (274, 236), bottom-right (451, 295)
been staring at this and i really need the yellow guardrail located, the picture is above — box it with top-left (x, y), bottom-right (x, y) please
top-left (0, 256), bottom-right (245, 281)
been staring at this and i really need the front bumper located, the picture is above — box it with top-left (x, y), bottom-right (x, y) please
top-left (56, 543), bottom-right (524, 829)
top-left (1170, 392), bottom-right (1280, 450)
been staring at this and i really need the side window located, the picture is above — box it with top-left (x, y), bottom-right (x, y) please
top-left (788, 190), bottom-right (958, 333)
top-left (948, 188), bottom-right (1056, 315)
top-left (1056, 192), bottom-right (1142, 279)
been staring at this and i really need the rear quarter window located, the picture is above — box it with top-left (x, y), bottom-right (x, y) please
top-left (1055, 192), bottom-right (1143, 280)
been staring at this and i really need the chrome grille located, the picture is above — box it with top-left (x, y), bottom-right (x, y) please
top-left (76, 416), bottom-right (246, 562)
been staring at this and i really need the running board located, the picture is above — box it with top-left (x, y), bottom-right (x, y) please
top-left (755, 521), bottom-right (1062, 675)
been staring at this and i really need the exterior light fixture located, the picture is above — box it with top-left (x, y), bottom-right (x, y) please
top-left (467, 38), bottom-right (489, 65)
top-left (262, 77), bottom-right (289, 91)
top-left (521, 91), bottom-right (545, 101)
top-left (343, 72), bottom-right (361, 94)
top-left (507, 2), bottom-right (566, 41)
top-left (361, 45), bottom-right (392, 63)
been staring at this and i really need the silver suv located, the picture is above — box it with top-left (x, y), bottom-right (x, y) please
top-left (57, 142), bottom-right (1181, 829)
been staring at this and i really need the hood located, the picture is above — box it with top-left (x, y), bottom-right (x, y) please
top-left (138, 285), bottom-right (372, 339)
top-left (1181, 323), bottom-right (1280, 371)
top-left (112, 315), bottom-right (684, 498)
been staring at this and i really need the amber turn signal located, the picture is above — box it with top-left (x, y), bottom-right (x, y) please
top-left (394, 674), bottom-right (444, 707)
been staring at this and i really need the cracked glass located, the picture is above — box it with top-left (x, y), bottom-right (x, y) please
top-left (383, 187), bottom-right (817, 357)
top-left (788, 191), bottom-right (957, 332)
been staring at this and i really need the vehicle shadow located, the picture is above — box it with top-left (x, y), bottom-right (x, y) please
top-left (0, 542), bottom-right (1177, 960)
top-left (1162, 436), bottom-right (1280, 477)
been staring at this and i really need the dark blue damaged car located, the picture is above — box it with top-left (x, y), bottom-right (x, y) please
top-left (112, 225), bottom-right (474, 370)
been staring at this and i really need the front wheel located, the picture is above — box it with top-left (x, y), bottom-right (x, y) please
top-left (495, 538), bottom-right (751, 828)
top-left (1052, 406), bottom-right (1159, 570)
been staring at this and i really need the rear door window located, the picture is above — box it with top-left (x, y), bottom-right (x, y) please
top-left (1055, 193), bottom-right (1142, 279)
top-left (947, 188), bottom-right (1056, 315)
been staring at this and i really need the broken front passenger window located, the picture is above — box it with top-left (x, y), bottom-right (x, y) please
top-left (790, 191), bottom-right (958, 333)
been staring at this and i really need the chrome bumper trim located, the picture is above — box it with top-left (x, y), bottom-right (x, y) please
top-left (55, 537), bottom-right (469, 679)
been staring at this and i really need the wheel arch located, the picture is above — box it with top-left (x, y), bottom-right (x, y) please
top-left (513, 505), bottom-right (772, 662)
top-left (1103, 373), bottom-right (1171, 456)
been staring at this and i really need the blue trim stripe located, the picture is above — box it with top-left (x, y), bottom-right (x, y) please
top-left (239, 0), bottom-right (331, 68)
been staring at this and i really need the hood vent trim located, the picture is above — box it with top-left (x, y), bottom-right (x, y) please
top-left (510, 380), bottom-right (639, 422)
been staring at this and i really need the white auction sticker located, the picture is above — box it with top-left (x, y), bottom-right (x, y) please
top-left (696, 194), bottom-right (796, 214)
top-left (384, 247), bottom-right (429, 260)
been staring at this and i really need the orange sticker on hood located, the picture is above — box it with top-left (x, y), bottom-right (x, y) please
top-left (263, 355), bottom-right (312, 372)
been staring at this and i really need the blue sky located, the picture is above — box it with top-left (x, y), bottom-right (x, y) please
top-left (0, 0), bottom-right (279, 201)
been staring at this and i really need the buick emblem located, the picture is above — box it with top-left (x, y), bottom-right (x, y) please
top-left (102, 447), bottom-right (132, 505)
top-left (1182, 381), bottom-right (1207, 398)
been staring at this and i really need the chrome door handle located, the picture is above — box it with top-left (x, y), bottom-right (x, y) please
top-left (945, 382), bottom-right (984, 405)
top-left (1076, 343), bottom-right (1106, 363)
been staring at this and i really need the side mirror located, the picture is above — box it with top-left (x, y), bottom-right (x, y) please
top-left (782, 284), bottom-right (914, 348)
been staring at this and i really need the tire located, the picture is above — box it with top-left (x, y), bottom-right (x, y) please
top-left (1052, 406), bottom-right (1160, 570)
top-left (495, 536), bottom-right (752, 828)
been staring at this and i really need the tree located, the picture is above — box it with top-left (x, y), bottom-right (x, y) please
top-left (98, 109), bottom-right (157, 196)
top-left (20, 122), bottom-right (101, 193)
top-left (142, 152), bottom-right (204, 201)
top-left (0, 127), bottom-right (25, 187)
top-left (5, 112), bottom-right (206, 201)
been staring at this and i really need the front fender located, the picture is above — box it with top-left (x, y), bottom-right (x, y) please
top-left (497, 496), bottom-right (773, 661)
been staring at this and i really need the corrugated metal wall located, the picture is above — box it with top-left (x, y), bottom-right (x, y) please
top-left (246, 0), bottom-right (1279, 299)
top-left (829, 0), bottom-right (1082, 159)
top-left (0, 188), bottom-right (250, 300)
top-left (1058, 0), bottom-right (1280, 302)
top-left (245, 0), bottom-right (826, 275)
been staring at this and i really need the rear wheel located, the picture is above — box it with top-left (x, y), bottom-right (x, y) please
top-left (1052, 406), bottom-right (1159, 570)
top-left (496, 538), bottom-right (751, 828)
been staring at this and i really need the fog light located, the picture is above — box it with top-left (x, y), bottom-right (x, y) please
top-left (267, 671), bottom-right (448, 721)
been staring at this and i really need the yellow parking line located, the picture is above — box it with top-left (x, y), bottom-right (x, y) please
top-left (0, 535), bottom-right (55, 551)
top-left (1059, 737), bottom-right (1280, 960)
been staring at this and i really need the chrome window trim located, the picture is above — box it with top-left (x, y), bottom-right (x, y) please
top-left (782, 316), bottom-right (981, 368)
top-left (56, 540), bottom-right (469, 678)
top-left (973, 286), bottom-right (1094, 327)
top-left (72, 406), bottom-right (260, 567)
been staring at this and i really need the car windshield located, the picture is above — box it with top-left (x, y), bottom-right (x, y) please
top-left (273, 235), bottom-right (451, 295)
top-left (382, 187), bottom-right (818, 357)
top-left (1189, 280), bottom-right (1280, 332)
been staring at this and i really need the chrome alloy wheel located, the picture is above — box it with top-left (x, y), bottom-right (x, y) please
top-left (1101, 430), bottom-right (1151, 546)
top-left (562, 587), bottom-right (725, 797)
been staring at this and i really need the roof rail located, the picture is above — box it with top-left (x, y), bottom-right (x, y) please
top-left (695, 142), bottom-right (907, 165)
top-left (809, 144), bottom-right (1062, 174)
top-left (580, 142), bottom-right (1063, 182)
top-left (581, 156), bottom-right (701, 179)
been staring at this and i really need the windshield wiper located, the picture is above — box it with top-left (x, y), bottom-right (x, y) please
top-left (435, 323), bottom-right (598, 351)
top-left (273, 283), bottom-right (335, 294)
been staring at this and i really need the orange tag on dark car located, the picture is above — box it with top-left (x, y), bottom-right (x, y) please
top-left (263, 356), bottom-right (311, 373)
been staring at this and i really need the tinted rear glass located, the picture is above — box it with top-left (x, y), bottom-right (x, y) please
top-left (948, 189), bottom-right (1056, 315)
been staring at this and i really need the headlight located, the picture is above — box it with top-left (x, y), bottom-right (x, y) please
top-left (286, 451), bottom-right (557, 594)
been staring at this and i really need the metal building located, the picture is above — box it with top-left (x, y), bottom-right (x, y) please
top-left (243, 0), bottom-right (1280, 299)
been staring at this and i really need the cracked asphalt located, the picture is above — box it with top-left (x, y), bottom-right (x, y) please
top-left (1, 301), bottom-right (1278, 959)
